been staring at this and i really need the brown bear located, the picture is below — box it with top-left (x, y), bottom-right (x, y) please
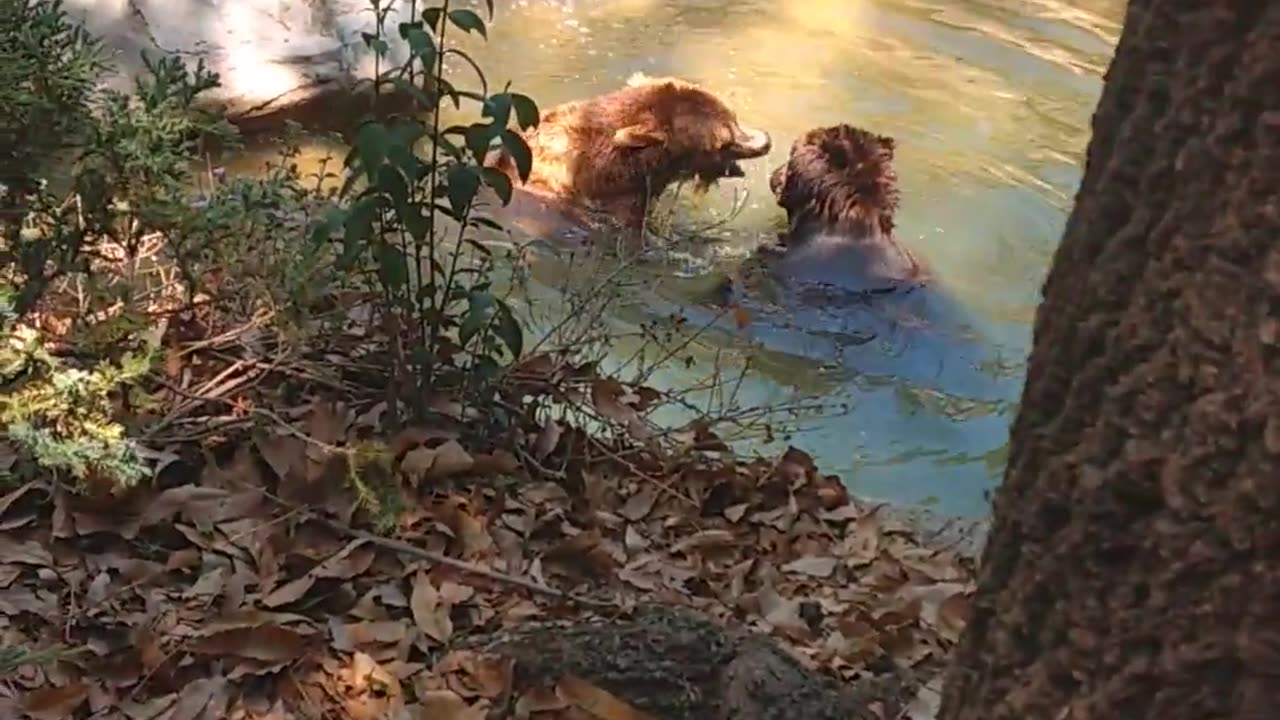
top-left (485, 73), bottom-right (772, 234)
top-left (711, 123), bottom-right (991, 389)
top-left (761, 123), bottom-right (927, 295)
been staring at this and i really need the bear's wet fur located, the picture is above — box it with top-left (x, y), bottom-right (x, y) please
top-left (765, 123), bottom-right (926, 293)
top-left (713, 123), bottom-right (991, 390)
top-left (486, 73), bottom-right (772, 231)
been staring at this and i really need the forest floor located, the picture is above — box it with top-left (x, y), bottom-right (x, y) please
top-left (1, 293), bottom-right (983, 720)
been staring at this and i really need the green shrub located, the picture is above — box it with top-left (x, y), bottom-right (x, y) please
top-left (307, 0), bottom-right (541, 419)
top-left (0, 0), bottom-right (547, 494)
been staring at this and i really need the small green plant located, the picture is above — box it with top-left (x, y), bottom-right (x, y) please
top-left (0, 0), bottom-right (330, 493)
top-left (309, 0), bottom-right (540, 421)
top-left (1, 0), bottom-right (106, 314)
top-left (1, 0), bottom-right (327, 332)
top-left (0, 0), bottom-right (105, 194)
top-left (1, 324), bottom-right (155, 490)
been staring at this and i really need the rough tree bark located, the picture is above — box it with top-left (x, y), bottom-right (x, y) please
top-left (938, 3), bottom-right (1280, 719)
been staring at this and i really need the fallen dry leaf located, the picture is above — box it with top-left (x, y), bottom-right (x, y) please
top-left (841, 513), bottom-right (882, 566)
top-left (22, 683), bottom-right (88, 720)
top-left (415, 689), bottom-right (487, 720)
top-left (723, 503), bottom-right (749, 523)
top-left (671, 530), bottom-right (735, 555)
top-left (557, 674), bottom-right (657, 720)
top-left (936, 591), bottom-right (973, 643)
top-left (331, 620), bottom-right (406, 649)
top-left (533, 417), bottom-right (563, 460)
top-left (305, 400), bottom-right (351, 445)
top-left (590, 379), bottom-right (652, 440)
top-left (167, 675), bottom-right (229, 720)
top-left (618, 488), bottom-right (658, 522)
top-left (190, 625), bottom-right (309, 662)
top-left (460, 653), bottom-right (513, 700)
top-left (623, 525), bottom-right (649, 554)
top-left (411, 571), bottom-right (454, 644)
top-left (782, 556), bottom-right (838, 579)
top-left (0, 481), bottom-right (36, 517)
top-left (0, 538), bottom-right (53, 567)
top-left (757, 583), bottom-right (810, 639)
top-left (431, 440), bottom-right (476, 479)
top-left (515, 686), bottom-right (570, 716)
top-left (437, 497), bottom-right (494, 558)
top-left (341, 652), bottom-right (404, 720)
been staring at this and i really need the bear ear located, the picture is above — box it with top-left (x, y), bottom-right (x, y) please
top-left (613, 122), bottom-right (667, 148)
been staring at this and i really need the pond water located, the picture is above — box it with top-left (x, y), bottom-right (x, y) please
top-left (228, 0), bottom-right (1124, 519)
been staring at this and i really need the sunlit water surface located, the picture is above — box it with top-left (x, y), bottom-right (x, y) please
top-left (225, 0), bottom-right (1124, 518)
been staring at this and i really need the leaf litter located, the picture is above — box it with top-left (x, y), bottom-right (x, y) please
top-left (0, 345), bottom-right (981, 719)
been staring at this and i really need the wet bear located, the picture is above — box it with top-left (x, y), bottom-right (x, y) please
top-left (720, 124), bottom-right (990, 388)
top-left (763, 124), bottom-right (926, 295)
top-left (485, 73), bottom-right (772, 235)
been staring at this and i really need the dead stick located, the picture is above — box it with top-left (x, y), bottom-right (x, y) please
top-left (312, 516), bottom-right (617, 610)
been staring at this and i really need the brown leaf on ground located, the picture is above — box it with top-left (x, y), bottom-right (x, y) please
top-left (533, 417), bottom-right (563, 460)
top-left (261, 573), bottom-right (317, 608)
top-left (410, 571), bottom-right (454, 645)
top-left (435, 497), bottom-right (494, 559)
top-left (331, 620), bottom-right (407, 651)
top-left (515, 686), bottom-right (570, 716)
top-left (557, 674), bottom-right (658, 720)
top-left (305, 400), bottom-right (351, 446)
top-left (936, 590), bottom-right (973, 643)
top-left (256, 433), bottom-right (307, 488)
top-left (390, 426), bottom-right (459, 457)
top-left (190, 625), bottom-right (310, 662)
top-left (841, 513), bottom-right (882, 566)
top-left (0, 538), bottom-right (53, 567)
top-left (21, 683), bottom-right (89, 720)
top-left (671, 530), bottom-right (735, 556)
top-left (0, 481), bottom-right (37, 518)
top-left (437, 651), bottom-right (513, 700)
top-left (167, 675), bottom-right (229, 720)
top-left (470, 450), bottom-right (521, 476)
top-left (339, 652), bottom-right (404, 720)
top-left (723, 503), bottom-right (749, 523)
top-left (545, 530), bottom-right (617, 580)
top-left (757, 583), bottom-right (811, 639)
top-left (590, 379), bottom-right (652, 440)
top-left (618, 487), bottom-right (658, 522)
top-left (415, 689), bottom-right (487, 720)
top-left (782, 556), bottom-right (838, 579)
top-left (402, 440), bottom-right (475, 486)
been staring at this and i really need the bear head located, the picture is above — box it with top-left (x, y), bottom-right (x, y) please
top-left (769, 124), bottom-right (900, 243)
top-left (492, 74), bottom-right (771, 228)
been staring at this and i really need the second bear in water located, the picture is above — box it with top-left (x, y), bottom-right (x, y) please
top-left (761, 124), bottom-right (927, 297)
top-left (720, 123), bottom-right (991, 383)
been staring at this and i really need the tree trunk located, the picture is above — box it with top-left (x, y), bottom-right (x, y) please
top-left (939, 3), bottom-right (1280, 719)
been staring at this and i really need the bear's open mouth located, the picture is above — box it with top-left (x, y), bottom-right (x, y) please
top-left (693, 160), bottom-right (747, 188)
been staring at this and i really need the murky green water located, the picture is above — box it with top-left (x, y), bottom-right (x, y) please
top-left (228, 0), bottom-right (1124, 518)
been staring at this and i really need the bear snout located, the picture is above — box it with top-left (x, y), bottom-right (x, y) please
top-left (730, 126), bottom-right (772, 158)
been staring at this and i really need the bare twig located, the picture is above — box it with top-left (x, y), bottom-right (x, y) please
top-left (314, 515), bottom-right (617, 610)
